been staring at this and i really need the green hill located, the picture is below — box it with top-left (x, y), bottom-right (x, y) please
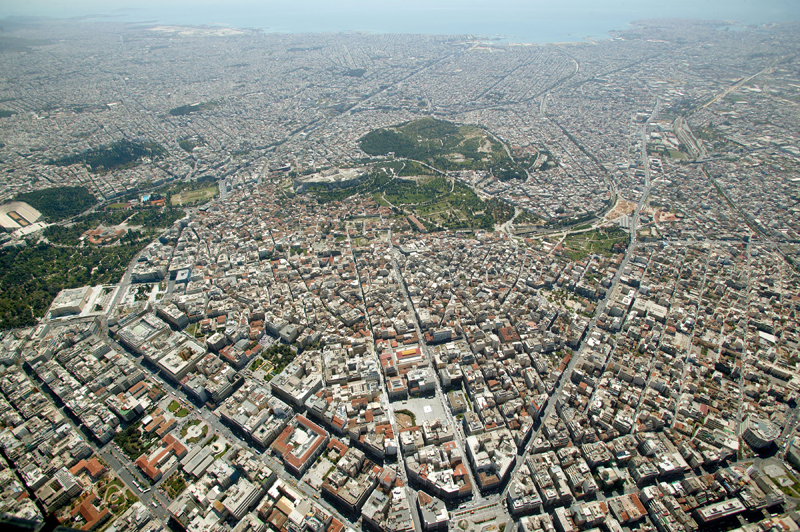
top-left (169, 101), bottom-right (217, 116)
top-left (15, 186), bottom-right (96, 222)
top-left (359, 117), bottom-right (530, 181)
top-left (50, 139), bottom-right (166, 174)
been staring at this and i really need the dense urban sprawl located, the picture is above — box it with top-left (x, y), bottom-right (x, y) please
top-left (0, 16), bottom-right (798, 532)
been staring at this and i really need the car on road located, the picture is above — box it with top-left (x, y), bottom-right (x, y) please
top-left (152, 501), bottom-right (159, 508)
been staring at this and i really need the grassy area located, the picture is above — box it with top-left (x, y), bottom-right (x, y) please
top-left (168, 400), bottom-right (180, 412)
top-left (214, 444), bottom-right (230, 460)
top-left (180, 420), bottom-right (208, 444)
top-left (359, 118), bottom-right (532, 181)
top-left (170, 184), bottom-right (218, 206)
top-left (187, 426), bottom-right (208, 444)
top-left (164, 472), bottom-right (187, 499)
top-left (108, 490), bottom-right (137, 517)
top-left (397, 160), bottom-right (436, 177)
top-left (774, 475), bottom-right (800, 498)
top-left (561, 227), bottom-right (629, 261)
top-left (180, 419), bottom-right (201, 436)
top-left (113, 423), bottom-right (159, 461)
top-left (103, 485), bottom-right (120, 502)
top-left (103, 483), bottom-right (130, 509)
top-left (302, 162), bottom-right (507, 231)
top-left (99, 478), bottom-right (123, 500)
top-left (383, 177), bottom-right (497, 231)
top-left (175, 408), bottom-right (190, 418)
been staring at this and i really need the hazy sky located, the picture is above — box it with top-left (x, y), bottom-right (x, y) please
top-left (1, 0), bottom-right (798, 36)
top-left (1, 0), bottom-right (797, 18)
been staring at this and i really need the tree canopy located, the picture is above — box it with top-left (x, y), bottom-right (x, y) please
top-left (50, 139), bottom-right (166, 173)
top-left (14, 186), bottom-right (96, 222)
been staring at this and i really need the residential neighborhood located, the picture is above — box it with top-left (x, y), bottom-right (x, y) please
top-left (0, 15), bottom-right (798, 532)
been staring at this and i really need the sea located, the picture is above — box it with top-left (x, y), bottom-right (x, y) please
top-left (1, 0), bottom-right (799, 43)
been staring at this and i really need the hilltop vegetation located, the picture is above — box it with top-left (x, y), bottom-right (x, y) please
top-left (343, 68), bottom-right (367, 77)
top-left (178, 136), bottom-right (206, 153)
top-left (359, 118), bottom-right (533, 181)
top-left (14, 186), bottom-right (97, 222)
top-left (51, 139), bottom-right (166, 173)
top-left (304, 165), bottom-right (511, 232)
top-left (169, 101), bottom-right (217, 116)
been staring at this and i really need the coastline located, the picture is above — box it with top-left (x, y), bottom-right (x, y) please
top-left (2, 3), bottom-right (796, 46)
